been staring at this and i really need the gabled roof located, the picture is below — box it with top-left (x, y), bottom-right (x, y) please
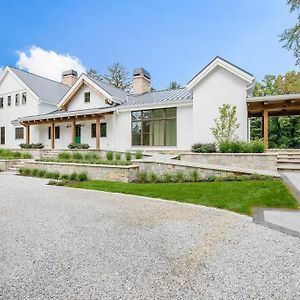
top-left (187, 56), bottom-right (254, 90)
top-left (58, 73), bottom-right (127, 109)
top-left (7, 67), bottom-right (70, 105)
top-left (121, 87), bottom-right (192, 107)
top-left (88, 76), bottom-right (127, 104)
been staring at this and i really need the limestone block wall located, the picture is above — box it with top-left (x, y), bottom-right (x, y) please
top-left (180, 153), bottom-right (278, 171)
top-left (0, 160), bottom-right (16, 171)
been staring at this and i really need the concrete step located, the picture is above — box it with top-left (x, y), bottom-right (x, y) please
top-left (277, 163), bottom-right (300, 171)
top-left (277, 159), bottom-right (300, 163)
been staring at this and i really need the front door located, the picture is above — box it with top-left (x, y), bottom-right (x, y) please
top-left (75, 124), bottom-right (81, 144)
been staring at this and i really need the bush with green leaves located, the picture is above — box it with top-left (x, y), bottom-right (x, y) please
top-left (19, 143), bottom-right (44, 149)
top-left (191, 143), bottom-right (217, 153)
top-left (137, 171), bottom-right (148, 183)
top-left (106, 151), bottom-right (114, 161)
top-left (125, 152), bottom-right (132, 162)
top-left (115, 152), bottom-right (121, 161)
top-left (0, 149), bottom-right (32, 159)
top-left (18, 167), bottom-right (88, 183)
top-left (219, 140), bottom-right (265, 153)
top-left (135, 151), bottom-right (143, 159)
top-left (68, 143), bottom-right (90, 149)
top-left (58, 152), bottom-right (71, 160)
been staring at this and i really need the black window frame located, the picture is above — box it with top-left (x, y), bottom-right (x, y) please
top-left (48, 126), bottom-right (60, 139)
top-left (15, 127), bottom-right (24, 140)
top-left (0, 127), bottom-right (5, 145)
top-left (0, 97), bottom-right (3, 109)
top-left (15, 93), bottom-right (20, 106)
top-left (84, 92), bottom-right (91, 103)
top-left (131, 108), bottom-right (177, 146)
top-left (91, 123), bottom-right (96, 138)
top-left (22, 92), bottom-right (27, 105)
top-left (7, 95), bottom-right (11, 106)
top-left (100, 123), bottom-right (107, 137)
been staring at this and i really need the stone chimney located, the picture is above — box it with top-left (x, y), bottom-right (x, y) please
top-left (132, 67), bottom-right (151, 94)
top-left (62, 70), bottom-right (78, 87)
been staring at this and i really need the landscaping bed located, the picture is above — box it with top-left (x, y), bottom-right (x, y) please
top-left (68, 179), bottom-right (298, 215)
top-left (0, 149), bottom-right (32, 159)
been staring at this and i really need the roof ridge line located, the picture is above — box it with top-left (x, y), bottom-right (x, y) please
top-left (8, 66), bottom-right (69, 87)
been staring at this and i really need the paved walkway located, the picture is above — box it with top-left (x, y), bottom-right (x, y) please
top-left (254, 171), bottom-right (300, 238)
top-left (0, 172), bottom-right (300, 299)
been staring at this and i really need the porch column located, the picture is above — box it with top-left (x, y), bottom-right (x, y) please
top-left (25, 125), bottom-right (30, 144)
top-left (72, 120), bottom-right (76, 144)
top-left (51, 122), bottom-right (55, 149)
top-left (96, 118), bottom-right (100, 150)
top-left (263, 110), bottom-right (269, 149)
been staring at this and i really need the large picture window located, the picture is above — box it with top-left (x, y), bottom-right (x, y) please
top-left (131, 108), bottom-right (176, 146)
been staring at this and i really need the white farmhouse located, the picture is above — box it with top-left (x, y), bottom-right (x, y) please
top-left (0, 57), bottom-right (255, 151)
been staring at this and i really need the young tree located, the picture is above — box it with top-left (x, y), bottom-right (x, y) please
top-left (280, 0), bottom-right (300, 65)
top-left (167, 81), bottom-right (181, 90)
top-left (103, 62), bottom-right (131, 90)
top-left (87, 69), bottom-right (103, 81)
top-left (211, 104), bottom-right (240, 144)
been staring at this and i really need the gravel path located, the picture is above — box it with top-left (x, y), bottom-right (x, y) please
top-left (0, 172), bottom-right (299, 299)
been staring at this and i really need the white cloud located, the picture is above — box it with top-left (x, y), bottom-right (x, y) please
top-left (16, 46), bottom-right (86, 82)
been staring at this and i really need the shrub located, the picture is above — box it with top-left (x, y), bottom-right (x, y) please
top-left (162, 173), bottom-right (173, 183)
top-left (23, 167), bottom-right (32, 176)
top-left (60, 174), bottom-right (70, 180)
top-left (175, 171), bottom-right (185, 183)
top-left (106, 151), bottom-right (114, 161)
top-left (190, 169), bottom-right (199, 182)
top-left (115, 152), bottom-right (121, 161)
top-left (125, 152), bottom-right (132, 162)
top-left (68, 143), bottom-right (90, 149)
top-left (135, 151), bottom-right (143, 159)
top-left (69, 172), bottom-right (78, 181)
top-left (149, 172), bottom-right (159, 183)
top-left (77, 172), bottom-right (88, 181)
top-left (138, 171), bottom-right (148, 183)
top-left (192, 143), bottom-right (217, 153)
top-left (19, 143), bottom-right (44, 149)
top-left (59, 152), bottom-right (71, 160)
top-left (219, 140), bottom-right (265, 153)
top-left (31, 168), bottom-right (39, 177)
top-left (73, 152), bottom-right (83, 160)
top-left (36, 169), bottom-right (46, 177)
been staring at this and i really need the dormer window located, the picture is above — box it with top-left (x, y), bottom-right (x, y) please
top-left (15, 93), bottom-right (20, 106)
top-left (7, 96), bottom-right (11, 106)
top-left (84, 92), bottom-right (90, 103)
top-left (22, 92), bottom-right (27, 105)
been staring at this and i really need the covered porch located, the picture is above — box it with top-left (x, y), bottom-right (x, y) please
top-left (19, 108), bottom-right (114, 150)
top-left (247, 93), bottom-right (300, 149)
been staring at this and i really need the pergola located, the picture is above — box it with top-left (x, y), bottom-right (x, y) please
top-left (19, 107), bottom-right (114, 149)
top-left (247, 93), bottom-right (300, 148)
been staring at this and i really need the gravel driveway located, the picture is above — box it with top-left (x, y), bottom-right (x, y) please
top-left (0, 172), bottom-right (299, 299)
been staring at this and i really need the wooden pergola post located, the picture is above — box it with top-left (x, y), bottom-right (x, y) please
top-left (25, 125), bottom-right (30, 144)
top-left (263, 110), bottom-right (269, 149)
top-left (51, 122), bottom-right (55, 149)
top-left (72, 120), bottom-right (76, 144)
top-left (96, 118), bottom-right (100, 150)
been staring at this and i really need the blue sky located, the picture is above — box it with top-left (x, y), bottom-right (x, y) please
top-left (0, 0), bottom-right (298, 89)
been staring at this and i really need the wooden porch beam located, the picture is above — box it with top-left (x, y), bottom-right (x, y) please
top-left (263, 110), bottom-right (269, 149)
top-left (25, 125), bottom-right (30, 144)
top-left (72, 120), bottom-right (76, 144)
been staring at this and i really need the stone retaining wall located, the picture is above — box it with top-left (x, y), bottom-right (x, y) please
top-left (180, 153), bottom-right (278, 171)
top-left (135, 161), bottom-right (236, 178)
top-left (23, 161), bottom-right (139, 183)
top-left (0, 160), bottom-right (16, 171)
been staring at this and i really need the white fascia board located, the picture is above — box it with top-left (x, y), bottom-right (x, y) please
top-left (187, 58), bottom-right (254, 91)
top-left (1, 67), bottom-right (40, 103)
top-left (58, 74), bottom-right (113, 108)
top-left (117, 100), bottom-right (192, 112)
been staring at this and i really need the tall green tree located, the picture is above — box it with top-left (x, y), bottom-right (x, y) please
top-left (103, 63), bottom-right (131, 90)
top-left (251, 71), bottom-right (300, 148)
top-left (167, 81), bottom-right (181, 90)
top-left (87, 63), bottom-right (131, 90)
top-left (280, 0), bottom-right (300, 65)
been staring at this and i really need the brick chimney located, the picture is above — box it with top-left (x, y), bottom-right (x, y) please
top-left (132, 67), bottom-right (151, 94)
top-left (62, 70), bottom-right (78, 87)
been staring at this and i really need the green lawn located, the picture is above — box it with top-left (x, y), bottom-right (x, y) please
top-left (68, 180), bottom-right (299, 215)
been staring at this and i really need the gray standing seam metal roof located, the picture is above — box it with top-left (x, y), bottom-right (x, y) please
top-left (9, 67), bottom-right (70, 105)
top-left (88, 76), bottom-right (127, 104)
top-left (122, 88), bottom-right (192, 107)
